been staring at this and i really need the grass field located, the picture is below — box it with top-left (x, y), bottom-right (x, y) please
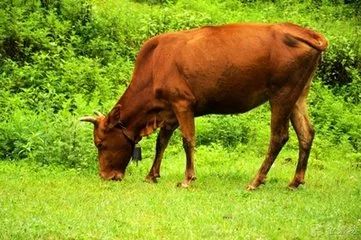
top-left (1, 142), bottom-right (360, 239)
top-left (1, 0), bottom-right (360, 239)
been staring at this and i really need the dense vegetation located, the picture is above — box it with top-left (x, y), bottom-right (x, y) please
top-left (0, 0), bottom-right (360, 169)
top-left (0, 0), bottom-right (360, 238)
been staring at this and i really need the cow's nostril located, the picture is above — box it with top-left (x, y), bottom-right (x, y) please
top-left (99, 171), bottom-right (123, 181)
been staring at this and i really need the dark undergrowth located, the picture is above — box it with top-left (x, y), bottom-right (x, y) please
top-left (0, 0), bottom-right (360, 169)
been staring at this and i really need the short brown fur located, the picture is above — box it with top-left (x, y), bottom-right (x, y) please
top-left (81, 23), bottom-right (328, 189)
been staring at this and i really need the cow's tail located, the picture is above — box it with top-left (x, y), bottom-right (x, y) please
top-left (280, 23), bottom-right (328, 52)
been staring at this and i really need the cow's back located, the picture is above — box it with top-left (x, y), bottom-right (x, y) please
top-left (148, 23), bottom-right (324, 116)
top-left (180, 24), bottom-right (274, 115)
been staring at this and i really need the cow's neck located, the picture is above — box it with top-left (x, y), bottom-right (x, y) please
top-left (111, 82), bottom-right (160, 142)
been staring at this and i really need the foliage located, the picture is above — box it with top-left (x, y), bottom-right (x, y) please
top-left (0, 98), bottom-right (97, 168)
top-left (0, 0), bottom-right (360, 168)
top-left (0, 1), bottom-right (360, 238)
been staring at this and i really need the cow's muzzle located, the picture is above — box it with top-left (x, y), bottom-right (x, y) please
top-left (99, 171), bottom-right (124, 181)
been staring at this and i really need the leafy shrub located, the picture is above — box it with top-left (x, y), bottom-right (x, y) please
top-left (133, 0), bottom-right (177, 5)
top-left (0, 0), bottom-right (360, 169)
top-left (318, 35), bottom-right (361, 103)
top-left (0, 120), bottom-right (29, 160)
top-left (309, 81), bottom-right (361, 151)
top-left (0, 97), bottom-right (102, 169)
top-left (197, 116), bottom-right (255, 147)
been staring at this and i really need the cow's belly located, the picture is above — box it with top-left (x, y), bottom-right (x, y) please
top-left (185, 63), bottom-right (270, 116)
top-left (193, 83), bottom-right (269, 116)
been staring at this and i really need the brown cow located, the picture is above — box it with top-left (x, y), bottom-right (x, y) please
top-left (81, 23), bottom-right (328, 190)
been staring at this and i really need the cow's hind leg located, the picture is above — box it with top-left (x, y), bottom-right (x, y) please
top-left (145, 126), bottom-right (177, 183)
top-left (248, 52), bottom-right (320, 190)
top-left (248, 103), bottom-right (291, 190)
top-left (288, 97), bottom-right (315, 189)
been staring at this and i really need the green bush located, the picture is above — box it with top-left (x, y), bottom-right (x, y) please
top-left (196, 106), bottom-right (269, 148)
top-left (0, 0), bottom-right (360, 169)
top-left (0, 97), bottom-right (102, 168)
top-left (309, 81), bottom-right (361, 151)
top-left (318, 32), bottom-right (361, 103)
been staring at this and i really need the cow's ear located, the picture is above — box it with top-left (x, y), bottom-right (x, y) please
top-left (106, 104), bottom-right (121, 129)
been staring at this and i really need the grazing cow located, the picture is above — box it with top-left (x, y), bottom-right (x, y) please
top-left (81, 23), bottom-right (328, 190)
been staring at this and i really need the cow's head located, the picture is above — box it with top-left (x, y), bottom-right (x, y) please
top-left (80, 111), bottom-right (134, 181)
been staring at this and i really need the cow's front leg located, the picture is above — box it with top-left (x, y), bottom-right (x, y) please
top-left (178, 136), bottom-right (197, 187)
top-left (145, 126), bottom-right (176, 183)
top-left (173, 103), bottom-right (196, 188)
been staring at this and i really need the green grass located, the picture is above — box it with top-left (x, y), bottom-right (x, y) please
top-left (1, 143), bottom-right (360, 239)
top-left (0, 0), bottom-right (360, 239)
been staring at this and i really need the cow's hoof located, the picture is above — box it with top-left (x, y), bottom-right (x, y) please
top-left (176, 175), bottom-right (196, 188)
top-left (246, 177), bottom-right (265, 191)
top-left (288, 179), bottom-right (305, 190)
top-left (246, 184), bottom-right (257, 191)
top-left (177, 181), bottom-right (190, 188)
top-left (144, 175), bottom-right (158, 184)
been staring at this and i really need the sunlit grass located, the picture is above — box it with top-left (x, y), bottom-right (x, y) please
top-left (1, 143), bottom-right (360, 239)
top-left (0, 0), bottom-right (360, 239)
